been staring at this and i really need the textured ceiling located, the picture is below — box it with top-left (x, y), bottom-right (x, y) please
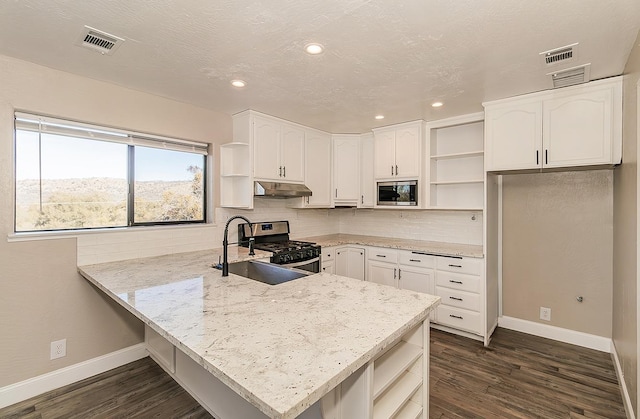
top-left (1, 0), bottom-right (639, 133)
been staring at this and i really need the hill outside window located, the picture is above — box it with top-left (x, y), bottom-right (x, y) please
top-left (14, 112), bottom-right (208, 232)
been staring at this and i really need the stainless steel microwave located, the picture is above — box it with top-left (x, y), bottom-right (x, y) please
top-left (377, 180), bottom-right (418, 206)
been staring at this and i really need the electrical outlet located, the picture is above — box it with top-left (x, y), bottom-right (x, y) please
top-left (50, 339), bottom-right (66, 360)
top-left (540, 307), bottom-right (551, 321)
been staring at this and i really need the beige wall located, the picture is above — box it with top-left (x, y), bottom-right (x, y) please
top-left (502, 170), bottom-right (613, 337)
top-left (0, 55), bottom-right (232, 386)
top-left (613, 30), bottom-right (640, 414)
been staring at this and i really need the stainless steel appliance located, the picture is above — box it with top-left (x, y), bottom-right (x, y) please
top-left (377, 180), bottom-right (418, 206)
top-left (238, 221), bottom-right (321, 273)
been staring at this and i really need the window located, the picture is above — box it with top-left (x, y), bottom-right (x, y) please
top-left (14, 113), bottom-right (208, 232)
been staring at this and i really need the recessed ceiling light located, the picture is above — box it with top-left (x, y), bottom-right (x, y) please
top-left (375, 115), bottom-right (385, 120)
top-left (432, 101), bottom-right (443, 108)
top-left (231, 80), bottom-right (246, 88)
top-left (304, 43), bottom-right (324, 55)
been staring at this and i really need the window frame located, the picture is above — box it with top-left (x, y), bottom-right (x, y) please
top-left (13, 112), bottom-right (209, 233)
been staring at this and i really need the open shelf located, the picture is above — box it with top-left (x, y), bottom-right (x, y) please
top-left (430, 150), bottom-right (484, 160)
top-left (430, 179), bottom-right (484, 185)
top-left (373, 340), bottom-right (422, 398)
top-left (427, 115), bottom-right (484, 210)
top-left (220, 143), bottom-right (250, 177)
top-left (373, 372), bottom-right (422, 419)
top-left (395, 399), bottom-right (423, 419)
top-left (220, 140), bottom-right (253, 208)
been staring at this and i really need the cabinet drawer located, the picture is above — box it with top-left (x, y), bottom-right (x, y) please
top-left (436, 306), bottom-right (481, 334)
top-left (398, 251), bottom-right (435, 268)
top-left (321, 247), bottom-right (335, 262)
top-left (436, 287), bottom-right (480, 311)
top-left (368, 247), bottom-right (398, 264)
top-left (436, 257), bottom-right (482, 275)
top-left (436, 271), bottom-right (480, 293)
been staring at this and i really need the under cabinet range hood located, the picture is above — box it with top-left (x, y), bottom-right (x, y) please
top-left (254, 181), bottom-right (312, 198)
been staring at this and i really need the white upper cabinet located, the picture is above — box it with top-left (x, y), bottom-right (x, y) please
top-left (543, 88), bottom-right (613, 168)
top-left (359, 133), bottom-right (375, 208)
top-left (373, 121), bottom-right (423, 179)
top-left (484, 101), bottom-right (542, 171)
top-left (333, 135), bottom-right (361, 205)
top-left (253, 114), bottom-right (305, 182)
top-left (303, 131), bottom-right (332, 207)
top-left (484, 77), bottom-right (622, 172)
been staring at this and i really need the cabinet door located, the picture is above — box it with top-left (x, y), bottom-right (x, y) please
top-left (360, 134), bottom-right (375, 207)
top-left (335, 248), bottom-right (349, 277)
top-left (321, 260), bottom-right (335, 275)
top-left (333, 137), bottom-right (360, 202)
top-left (335, 247), bottom-right (364, 280)
top-left (367, 260), bottom-right (397, 287)
top-left (394, 125), bottom-right (421, 177)
top-left (305, 132), bottom-right (332, 207)
top-left (398, 266), bottom-right (434, 294)
top-left (253, 116), bottom-right (281, 180)
top-left (484, 101), bottom-right (542, 171)
top-left (399, 265), bottom-right (435, 320)
top-left (543, 88), bottom-right (613, 168)
top-left (281, 125), bottom-right (305, 182)
top-left (346, 247), bottom-right (365, 280)
top-left (374, 131), bottom-right (396, 179)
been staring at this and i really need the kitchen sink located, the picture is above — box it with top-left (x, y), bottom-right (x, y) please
top-left (225, 260), bottom-right (310, 285)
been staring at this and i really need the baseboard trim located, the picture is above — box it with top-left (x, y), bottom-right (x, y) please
top-left (0, 343), bottom-right (148, 409)
top-left (498, 316), bottom-right (611, 353)
top-left (611, 340), bottom-right (636, 419)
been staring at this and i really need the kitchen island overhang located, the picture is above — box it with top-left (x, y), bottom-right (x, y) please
top-left (78, 248), bottom-right (440, 419)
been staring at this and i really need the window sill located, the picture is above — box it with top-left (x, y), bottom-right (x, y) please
top-left (7, 222), bottom-right (217, 243)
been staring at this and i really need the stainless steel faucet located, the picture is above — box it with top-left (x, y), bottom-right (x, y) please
top-left (222, 215), bottom-right (254, 277)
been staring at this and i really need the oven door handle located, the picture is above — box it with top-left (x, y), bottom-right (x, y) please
top-left (279, 257), bottom-right (320, 268)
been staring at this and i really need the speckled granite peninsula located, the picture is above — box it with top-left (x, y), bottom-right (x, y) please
top-left (79, 247), bottom-right (440, 419)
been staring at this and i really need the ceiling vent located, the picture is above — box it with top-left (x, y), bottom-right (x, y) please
top-left (548, 64), bottom-right (591, 89)
top-left (76, 26), bottom-right (124, 55)
top-left (540, 43), bottom-right (578, 67)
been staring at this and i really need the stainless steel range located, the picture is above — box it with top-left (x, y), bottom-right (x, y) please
top-left (238, 221), bottom-right (321, 273)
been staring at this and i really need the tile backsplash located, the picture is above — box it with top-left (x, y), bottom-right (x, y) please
top-left (77, 199), bottom-right (482, 265)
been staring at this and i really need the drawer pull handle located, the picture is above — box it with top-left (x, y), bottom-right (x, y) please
top-left (409, 259), bottom-right (421, 262)
top-left (376, 254), bottom-right (386, 258)
top-left (449, 314), bottom-right (463, 320)
top-left (449, 280), bottom-right (463, 284)
top-left (449, 296), bottom-right (463, 301)
top-left (449, 264), bottom-right (463, 268)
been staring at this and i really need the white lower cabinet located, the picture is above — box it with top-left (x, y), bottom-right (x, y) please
top-left (433, 256), bottom-right (484, 336)
top-left (335, 246), bottom-right (366, 280)
top-left (368, 260), bottom-right (398, 287)
top-left (321, 247), bottom-right (335, 274)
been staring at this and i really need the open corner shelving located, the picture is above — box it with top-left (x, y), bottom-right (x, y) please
top-left (427, 113), bottom-right (485, 210)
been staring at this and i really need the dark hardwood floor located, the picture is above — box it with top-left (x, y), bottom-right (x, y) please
top-left (0, 357), bottom-right (212, 419)
top-left (430, 328), bottom-right (626, 418)
top-left (0, 328), bottom-right (627, 418)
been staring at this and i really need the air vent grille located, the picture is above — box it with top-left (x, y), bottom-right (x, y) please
top-left (549, 64), bottom-right (591, 88)
top-left (76, 26), bottom-right (124, 55)
top-left (540, 43), bottom-right (578, 67)
top-left (84, 31), bottom-right (118, 50)
top-left (545, 47), bottom-right (573, 65)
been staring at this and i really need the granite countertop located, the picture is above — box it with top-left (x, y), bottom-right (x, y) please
top-left (78, 246), bottom-right (440, 419)
top-left (298, 233), bottom-right (484, 258)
